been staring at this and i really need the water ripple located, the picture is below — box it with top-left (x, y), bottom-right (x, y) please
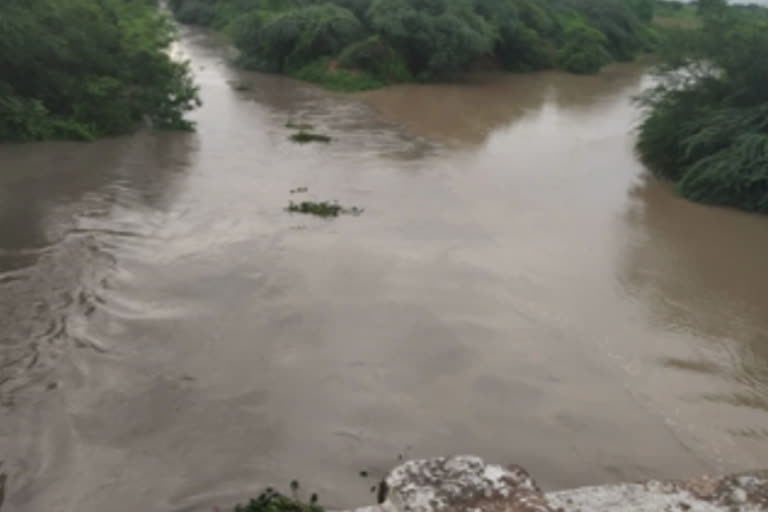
top-left (0, 225), bottom-right (139, 407)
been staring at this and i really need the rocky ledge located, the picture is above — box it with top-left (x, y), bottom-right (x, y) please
top-left (344, 456), bottom-right (768, 512)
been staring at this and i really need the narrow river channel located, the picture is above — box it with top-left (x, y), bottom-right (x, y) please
top-left (1, 27), bottom-right (767, 512)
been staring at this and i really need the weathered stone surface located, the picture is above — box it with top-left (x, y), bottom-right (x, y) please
top-left (343, 456), bottom-right (768, 512)
top-left (352, 456), bottom-right (553, 512)
top-left (547, 471), bottom-right (768, 512)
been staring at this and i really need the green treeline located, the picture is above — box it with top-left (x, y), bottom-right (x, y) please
top-left (168, 0), bottom-right (657, 89)
top-left (0, 0), bottom-right (200, 142)
top-left (637, 0), bottom-right (768, 213)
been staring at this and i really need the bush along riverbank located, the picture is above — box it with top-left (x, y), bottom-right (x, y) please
top-left (167, 0), bottom-right (658, 90)
top-left (0, 0), bottom-right (200, 142)
top-left (636, 0), bottom-right (768, 213)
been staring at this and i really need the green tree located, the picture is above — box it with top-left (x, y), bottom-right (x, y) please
top-left (697, 0), bottom-right (726, 18)
top-left (366, 0), bottom-right (493, 77)
top-left (556, 19), bottom-right (612, 73)
top-left (233, 4), bottom-right (364, 71)
top-left (637, 3), bottom-right (768, 212)
top-left (0, 0), bottom-right (200, 142)
top-left (170, 0), bottom-right (657, 87)
top-left (626, 0), bottom-right (654, 23)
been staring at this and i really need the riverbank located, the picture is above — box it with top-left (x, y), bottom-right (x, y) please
top-left (167, 0), bottom-right (657, 92)
top-left (636, 1), bottom-right (768, 214)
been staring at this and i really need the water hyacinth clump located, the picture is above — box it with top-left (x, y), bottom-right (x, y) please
top-left (289, 131), bottom-right (332, 143)
top-left (285, 201), bottom-right (363, 217)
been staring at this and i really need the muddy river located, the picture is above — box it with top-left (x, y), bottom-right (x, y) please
top-left (1, 28), bottom-right (767, 512)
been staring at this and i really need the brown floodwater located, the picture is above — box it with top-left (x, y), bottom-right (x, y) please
top-left (2, 28), bottom-right (768, 512)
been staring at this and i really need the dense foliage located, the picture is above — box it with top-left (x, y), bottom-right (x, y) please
top-left (636, 0), bottom-right (768, 213)
top-left (167, 0), bottom-right (656, 89)
top-left (0, 0), bottom-right (200, 142)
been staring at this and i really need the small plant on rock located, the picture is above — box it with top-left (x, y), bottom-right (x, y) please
top-left (234, 487), bottom-right (323, 512)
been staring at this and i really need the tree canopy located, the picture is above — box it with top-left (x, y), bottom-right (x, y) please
top-left (636, 1), bottom-right (768, 213)
top-left (0, 0), bottom-right (200, 142)
top-left (168, 0), bottom-right (656, 89)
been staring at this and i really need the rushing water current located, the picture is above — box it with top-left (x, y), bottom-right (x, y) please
top-left (1, 28), bottom-right (768, 512)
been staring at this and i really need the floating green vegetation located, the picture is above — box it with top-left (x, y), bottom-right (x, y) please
top-left (286, 201), bottom-right (363, 218)
top-left (290, 187), bottom-right (309, 194)
top-left (285, 121), bottom-right (314, 131)
top-left (289, 131), bottom-right (332, 144)
top-left (234, 487), bottom-right (322, 512)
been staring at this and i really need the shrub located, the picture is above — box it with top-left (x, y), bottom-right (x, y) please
top-left (337, 36), bottom-right (411, 82)
top-left (232, 4), bottom-right (364, 72)
top-left (678, 133), bottom-right (768, 212)
top-left (283, 4), bottom-right (365, 71)
top-left (366, 0), bottom-right (494, 77)
top-left (556, 20), bottom-right (612, 74)
top-left (636, 3), bottom-right (768, 212)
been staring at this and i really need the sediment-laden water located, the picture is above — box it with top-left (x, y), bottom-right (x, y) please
top-left (1, 28), bottom-right (767, 512)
